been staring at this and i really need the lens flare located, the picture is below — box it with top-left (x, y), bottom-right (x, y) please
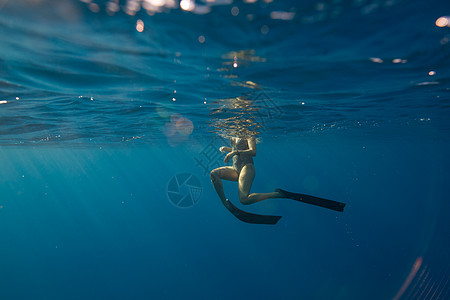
top-left (136, 19), bottom-right (144, 32)
top-left (176, 117), bottom-right (194, 135)
top-left (436, 16), bottom-right (449, 27)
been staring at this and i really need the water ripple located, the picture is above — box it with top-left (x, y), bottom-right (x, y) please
top-left (0, 0), bottom-right (449, 145)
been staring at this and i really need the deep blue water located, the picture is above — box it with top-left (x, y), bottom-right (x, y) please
top-left (1, 0), bottom-right (450, 299)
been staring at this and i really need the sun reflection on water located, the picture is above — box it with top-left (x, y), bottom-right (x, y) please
top-left (75, 0), bottom-right (415, 23)
top-left (180, 0), bottom-right (194, 11)
top-left (78, 0), bottom-right (301, 19)
top-left (209, 95), bottom-right (263, 139)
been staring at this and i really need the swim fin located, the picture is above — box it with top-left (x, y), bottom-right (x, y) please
top-left (222, 198), bottom-right (282, 225)
top-left (276, 188), bottom-right (345, 212)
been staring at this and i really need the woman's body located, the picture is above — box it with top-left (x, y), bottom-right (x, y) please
top-left (210, 136), bottom-right (345, 224)
top-left (210, 137), bottom-right (282, 206)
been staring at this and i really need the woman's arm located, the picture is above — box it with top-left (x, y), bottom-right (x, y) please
top-left (220, 146), bottom-right (232, 153)
top-left (224, 137), bottom-right (256, 163)
top-left (235, 137), bottom-right (256, 157)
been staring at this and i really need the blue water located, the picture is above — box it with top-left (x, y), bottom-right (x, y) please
top-left (1, 0), bottom-right (450, 299)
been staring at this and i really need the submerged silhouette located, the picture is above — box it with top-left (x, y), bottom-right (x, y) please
top-left (210, 136), bottom-right (345, 225)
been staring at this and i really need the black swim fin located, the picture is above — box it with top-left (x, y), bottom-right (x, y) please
top-left (222, 199), bottom-right (282, 225)
top-left (276, 188), bottom-right (345, 212)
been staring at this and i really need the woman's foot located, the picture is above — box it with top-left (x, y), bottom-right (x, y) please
top-left (275, 188), bottom-right (300, 200)
top-left (275, 188), bottom-right (288, 198)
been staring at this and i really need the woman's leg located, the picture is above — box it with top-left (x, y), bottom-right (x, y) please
top-left (238, 164), bottom-right (282, 205)
top-left (210, 166), bottom-right (238, 202)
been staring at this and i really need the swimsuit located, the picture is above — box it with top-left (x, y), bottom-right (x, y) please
top-left (231, 138), bottom-right (254, 174)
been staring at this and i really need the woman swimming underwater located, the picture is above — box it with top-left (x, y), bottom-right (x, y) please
top-left (210, 136), bottom-right (346, 225)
